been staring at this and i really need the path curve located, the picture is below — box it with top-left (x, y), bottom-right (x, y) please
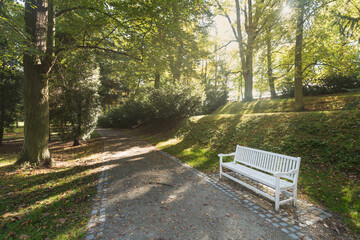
top-left (90, 128), bottom-right (292, 240)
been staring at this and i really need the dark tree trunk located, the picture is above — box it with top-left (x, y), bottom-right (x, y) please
top-left (154, 71), bottom-right (160, 88)
top-left (0, 107), bottom-right (4, 146)
top-left (0, 87), bottom-right (4, 146)
top-left (266, 28), bottom-right (276, 99)
top-left (73, 138), bottom-right (80, 146)
top-left (294, 0), bottom-right (304, 111)
top-left (16, 0), bottom-right (53, 167)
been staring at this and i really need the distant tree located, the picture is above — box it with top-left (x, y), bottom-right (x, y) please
top-left (294, 0), bottom-right (305, 111)
top-left (50, 52), bottom-right (101, 146)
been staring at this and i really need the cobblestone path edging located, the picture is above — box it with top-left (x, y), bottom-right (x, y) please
top-left (159, 150), bottom-right (333, 240)
top-left (85, 134), bottom-right (109, 240)
top-left (85, 130), bottom-right (333, 240)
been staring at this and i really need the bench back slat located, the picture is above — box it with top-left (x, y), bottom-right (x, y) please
top-left (234, 145), bottom-right (300, 181)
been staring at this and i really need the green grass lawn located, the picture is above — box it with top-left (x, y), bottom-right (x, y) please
top-left (128, 97), bottom-right (360, 234)
top-left (0, 130), bottom-right (104, 240)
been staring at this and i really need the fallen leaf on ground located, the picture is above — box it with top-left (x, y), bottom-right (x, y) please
top-left (20, 234), bottom-right (30, 239)
top-left (2, 212), bottom-right (12, 218)
top-left (58, 218), bottom-right (66, 224)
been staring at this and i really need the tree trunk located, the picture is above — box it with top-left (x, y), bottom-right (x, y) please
top-left (266, 28), bottom-right (276, 99)
top-left (0, 105), bottom-right (4, 146)
top-left (0, 86), bottom-right (4, 146)
top-left (235, 0), bottom-right (254, 102)
top-left (73, 138), bottom-right (80, 146)
top-left (154, 71), bottom-right (160, 88)
top-left (243, 49), bottom-right (254, 102)
top-left (204, 59), bottom-right (208, 84)
top-left (16, 0), bottom-right (52, 167)
top-left (294, 0), bottom-right (304, 111)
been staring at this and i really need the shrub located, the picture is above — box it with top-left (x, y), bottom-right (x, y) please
top-left (203, 85), bottom-right (228, 114)
top-left (98, 84), bottom-right (205, 128)
top-left (280, 74), bottom-right (360, 97)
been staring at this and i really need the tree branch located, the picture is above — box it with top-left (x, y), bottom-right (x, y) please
top-left (215, 40), bottom-right (237, 52)
top-left (0, 2), bottom-right (30, 42)
top-left (215, 0), bottom-right (239, 40)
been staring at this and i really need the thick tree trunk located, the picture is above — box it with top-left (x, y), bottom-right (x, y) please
top-left (0, 87), bottom-right (4, 146)
top-left (266, 28), bottom-right (276, 99)
top-left (243, 50), bottom-right (253, 102)
top-left (294, 1), bottom-right (304, 111)
top-left (73, 138), bottom-right (80, 146)
top-left (16, 0), bottom-right (52, 167)
top-left (235, 0), bottom-right (254, 102)
top-left (0, 108), bottom-right (4, 146)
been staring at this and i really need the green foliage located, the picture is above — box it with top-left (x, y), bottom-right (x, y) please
top-left (203, 84), bottom-right (228, 114)
top-left (98, 84), bottom-right (205, 128)
top-left (0, 37), bottom-right (23, 145)
top-left (50, 52), bottom-right (102, 144)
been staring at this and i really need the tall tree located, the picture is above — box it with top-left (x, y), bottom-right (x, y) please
top-left (16, 0), bottom-right (54, 166)
top-left (217, 0), bottom-right (275, 101)
top-left (294, 0), bottom-right (305, 111)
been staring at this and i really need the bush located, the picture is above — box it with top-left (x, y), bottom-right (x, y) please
top-left (203, 85), bottom-right (228, 114)
top-left (280, 74), bottom-right (360, 97)
top-left (98, 84), bottom-right (205, 128)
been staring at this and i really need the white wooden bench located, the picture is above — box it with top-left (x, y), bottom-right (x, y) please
top-left (219, 145), bottom-right (301, 211)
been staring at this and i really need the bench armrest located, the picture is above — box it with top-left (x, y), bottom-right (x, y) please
top-left (219, 152), bottom-right (235, 164)
top-left (274, 169), bottom-right (298, 177)
top-left (218, 153), bottom-right (235, 157)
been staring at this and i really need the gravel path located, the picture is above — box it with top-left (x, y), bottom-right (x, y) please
top-left (92, 128), bottom-right (292, 240)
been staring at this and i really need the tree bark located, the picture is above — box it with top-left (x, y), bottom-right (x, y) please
top-left (0, 102), bottom-right (4, 146)
top-left (235, 0), bottom-right (255, 102)
top-left (294, 0), bottom-right (304, 111)
top-left (73, 138), bottom-right (80, 146)
top-left (16, 0), bottom-right (52, 167)
top-left (266, 28), bottom-right (276, 99)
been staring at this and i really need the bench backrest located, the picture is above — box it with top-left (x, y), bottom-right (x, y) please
top-left (234, 145), bottom-right (300, 181)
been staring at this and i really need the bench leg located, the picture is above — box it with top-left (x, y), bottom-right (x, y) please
top-left (219, 164), bottom-right (222, 179)
top-left (275, 178), bottom-right (280, 211)
top-left (219, 157), bottom-right (222, 179)
top-left (293, 185), bottom-right (297, 207)
top-left (275, 189), bottom-right (280, 211)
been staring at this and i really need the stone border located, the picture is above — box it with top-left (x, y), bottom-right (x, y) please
top-left (85, 133), bottom-right (109, 240)
top-left (159, 150), bottom-right (332, 240)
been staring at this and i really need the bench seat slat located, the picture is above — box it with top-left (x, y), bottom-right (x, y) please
top-left (222, 162), bottom-right (294, 189)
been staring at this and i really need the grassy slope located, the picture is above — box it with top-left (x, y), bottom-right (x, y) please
top-left (0, 130), bottom-right (104, 240)
top-left (129, 92), bottom-right (360, 233)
